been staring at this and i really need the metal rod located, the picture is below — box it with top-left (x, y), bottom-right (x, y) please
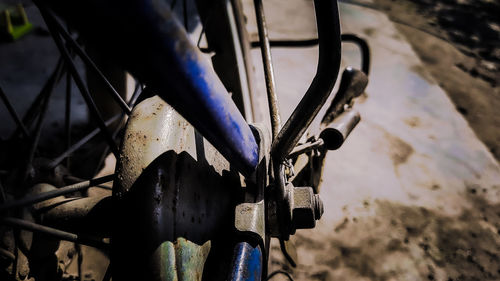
top-left (253, 0), bottom-right (280, 139)
top-left (11, 57), bottom-right (66, 139)
top-left (89, 81), bottom-right (142, 174)
top-left (90, 80), bottom-right (144, 173)
top-left (0, 174), bottom-right (114, 212)
top-left (0, 181), bottom-right (6, 203)
top-left (340, 34), bottom-right (370, 75)
top-left (0, 86), bottom-right (30, 138)
top-left (251, 35), bottom-right (370, 75)
top-left (271, 0), bottom-right (342, 162)
top-left (24, 60), bottom-right (64, 178)
top-left (42, 8), bottom-right (132, 115)
top-left (320, 67), bottom-right (368, 125)
top-left (77, 244), bottom-right (82, 281)
top-left (128, 81), bottom-right (142, 108)
top-left (320, 109), bottom-right (360, 150)
top-left (48, 114), bottom-right (122, 169)
top-left (65, 67), bottom-right (72, 169)
top-left (0, 248), bottom-right (15, 262)
top-left (63, 175), bottom-right (112, 190)
top-left (288, 139), bottom-right (324, 159)
top-left (251, 38), bottom-right (319, 48)
top-left (0, 217), bottom-right (109, 250)
top-left (92, 118), bottom-right (122, 176)
top-left (38, 5), bottom-right (120, 157)
top-left (20, 88), bottom-right (46, 133)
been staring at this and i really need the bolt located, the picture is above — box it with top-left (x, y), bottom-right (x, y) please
top-left (313, 194), bottom-right (324, 220)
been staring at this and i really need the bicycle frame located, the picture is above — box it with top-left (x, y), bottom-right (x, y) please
top-left (34, 0), bottom-right (343, 279)
top-left (38, 0), bottom-right (259, 176)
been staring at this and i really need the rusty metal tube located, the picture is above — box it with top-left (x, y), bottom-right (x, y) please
top-left (271, 0), bottom-right (342, 161)
top-left (320, 109), bottom-right (360, 150)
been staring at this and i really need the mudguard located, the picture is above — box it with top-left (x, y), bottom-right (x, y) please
top-left (113, 95), bottom-right (242, 280)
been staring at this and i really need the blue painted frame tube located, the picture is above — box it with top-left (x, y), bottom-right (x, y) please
top-left (42, 0), bottom-right (259, 175)
top-left (229, 242), bottom-right (263, 281)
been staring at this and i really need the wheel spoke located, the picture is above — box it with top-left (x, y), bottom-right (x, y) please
top-left (196, 3), bottom-right (215, 51)
top-left (0, 174), bottom-right (114, 212)
top-left (92, 112), bottom-right (126, 176)
top-left (63, 175), bottom-right (112, 190)
top-left (38, 6), bottom-right (120, 157)
top-left (0, 217), bottom-right (109, 250)
top-left (11, 57), bottom-right (66, 139)
top-left (0, 248), bottom-right (15, 262)
top-left (0, 86), bottom-right (30, 138)
top-left (76, 244), bottom-right (83, 281)
top-left (24, 60), bottom-right (65, 179)
top-left (48, 114), bottom-right (122, 169)
top-left (65, 70), bottom-right (72, 169)
top-left (91, 82), bottom-right (146, 175)
top-left (128, 81), bottom-right (142, 108)
top-left (41, 8), bottom-right (132, 115)
top-left (0, 181), bottom-right (6, 203)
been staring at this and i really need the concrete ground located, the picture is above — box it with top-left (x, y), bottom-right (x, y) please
top-left (243, 1), bottom-right (500, 280)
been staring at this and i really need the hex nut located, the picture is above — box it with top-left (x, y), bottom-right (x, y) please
top-left (291, 186), bottom-right (317, 230)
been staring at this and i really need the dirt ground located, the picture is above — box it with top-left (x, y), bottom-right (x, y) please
top-left (264, 1), bottom-right (500, 280)
top-left (373, 0), bottom-right (500, 161)
top-left (270, 195), bottom-right (500, 281)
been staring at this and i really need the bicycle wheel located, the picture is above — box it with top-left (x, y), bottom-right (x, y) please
top-left (0, 4), bottom-right (139, 279)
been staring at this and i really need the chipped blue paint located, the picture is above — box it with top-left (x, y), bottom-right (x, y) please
top-left (136, 0), bottom-right (259, 176)
top-left (229, 242), bottom-right (263, 281)
top-left (46, 0), bottom-right (259, 175)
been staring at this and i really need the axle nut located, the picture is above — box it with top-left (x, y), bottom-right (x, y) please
top-left (291, 186), bottom-right (324, 230)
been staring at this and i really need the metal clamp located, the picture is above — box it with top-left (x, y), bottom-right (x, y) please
top-left (233, 123), bottom-right (271, 244)
top-left (235, 200), bottom-right (265, 242)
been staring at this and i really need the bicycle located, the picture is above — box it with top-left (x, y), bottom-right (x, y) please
top-left (0, 0), bottom-right (370, 280)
